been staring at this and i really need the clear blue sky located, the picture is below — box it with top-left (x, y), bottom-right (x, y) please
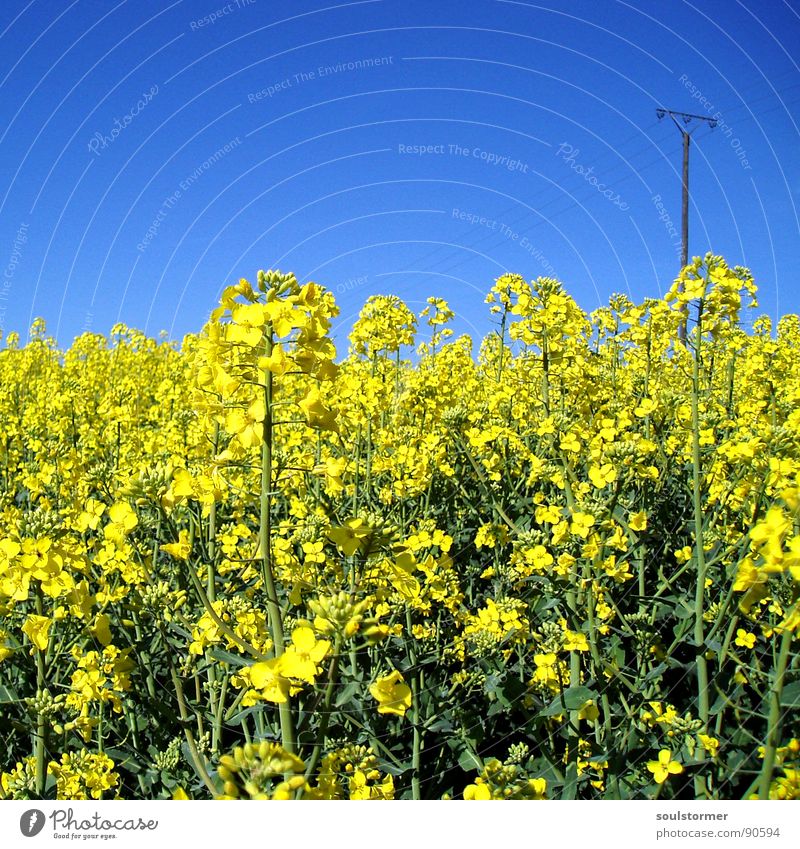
top-left (1, 0), bottom-right (798, 347)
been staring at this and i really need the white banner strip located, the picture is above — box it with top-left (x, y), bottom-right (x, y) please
top-left (0, 800), bottom-right (795, 849)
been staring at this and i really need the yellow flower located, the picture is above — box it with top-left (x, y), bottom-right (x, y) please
top-left (48, 750), bottom-right (119, 800)
top-left (265, 299), bottom-right (305, 338)
top-left (104, 502), bottom-right (138, 545)
top-left (629, 511), bottom-right (648, 532)
top-left (588, 463), bottom-right (617, 489)
top-left (298, 387), bottom-right (338, 431)
top-left (160, 529), bottom-right (192, 560)
top-left (20, 538), bottom-right (62, 582)
top-left (464, 780), bottom-right (492, 800)
top-left (559, 432), bottom-right (581, 452)
top-left (328, 518), bottom-right (371, 556)
top-left (76, 499), bottom-right (105, 532)
top-left (301, 540), bottom-right (325, 564)
top-left (228, 302), bottom-right (267, 347)
top-left (225, 397), bottom-right (265, 449)
top-left (258, 343), bottom-right (290, 376)
top-left (279, 626), bottom-right (331, 684)
top-left (750, 507), bottom-right (790, 548)
top-left (249, 658), bottom-right (290, 704)
top-left (647, 750), bottom-right (683, 784)
top-left (634, 397), bottom-right (657, 417)
top-left (697, 734), bottom-right (720, 758)
top-left (570, 511), bottom-right (595, 538)
top-left (90, 614), bottom-right (112, 646)
top-left (369, 670), bottom-right (412, 717)
top-left (562, 629), bottom-right (589, 651)
top-left (22, 615), bottom-right (51, 652)
top-left (734, 628), bottom-right (756, 649)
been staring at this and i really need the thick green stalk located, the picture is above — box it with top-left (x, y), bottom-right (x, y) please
top-left (563, 493), bottom-right (581, 799)
top-left (260, 328), bottom-right (295, 753)
top-left (406, 609), bottom-right (422, 800)
top-left (690, 306), bottom-right (710, 798)
top-left (33, 588), bottom-right (46, 797)
top-left (562, 650), bottom-right (581, 800)
top-left (758, 627), bottom-right (794, 799)
top-left (303, 636), bottom-right (342, 786)
top-left (123, 705), bottom-right (149, 795)
top-left (206, 423), bottom-right (220, 751)
top-left (496, 309), bottom-right (507, 383)
top-left (637, 536), bottom-right (648, 617)
top-left (541, 330), bottom-right (550, 415)
top-left (584, 560), bottom-right (612, 747)
top-left (212, 673), bottom-right (229, 754)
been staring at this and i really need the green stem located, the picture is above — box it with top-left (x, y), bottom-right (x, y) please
top-left (406, 609), bottom-right (422, 800)
top-left (690, 303), bottom-right (710, 799)
top-left (584, 561), bottom-right (612, 747)
top-left (757, 627), bottom-right (794, 799)
top-left (259, 327), bottom-right (295, 753)
top-left (165, 649), bottom-right (218, 797)
top-left (496, 309), bottom-right (507, 383)
top-left (212, 673), bottom-right (229, 754)
top-left (303, 636), bottom-right (342, 785)
top-left (205, 424), bottom-right (220, 751)
top-left (183, 560), bottom-right (266, 659)
top-left (563, 543), bottom-right (581, 799)
top-left (34, 588), bottom-right (46, 798)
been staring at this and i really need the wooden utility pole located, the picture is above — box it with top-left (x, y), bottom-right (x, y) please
top-left (681, 130), bottom-right (690, 271)
top-left (656, 108), bottom-right (717, 342)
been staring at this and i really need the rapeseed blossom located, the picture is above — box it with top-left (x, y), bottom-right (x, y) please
top-left (0, 255), bottom-right (797, 801)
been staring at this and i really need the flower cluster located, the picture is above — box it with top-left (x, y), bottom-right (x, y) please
top-left (0, 255), bottom-right (797, 800)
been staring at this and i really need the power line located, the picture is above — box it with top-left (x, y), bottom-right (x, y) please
top-left (405, 90), bottom-right (797, 284)
top-left (373, 81), bottom-right (800, 302)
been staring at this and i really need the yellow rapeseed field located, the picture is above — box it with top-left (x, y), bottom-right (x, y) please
top-left (0, 254), bottom-right (798, 800)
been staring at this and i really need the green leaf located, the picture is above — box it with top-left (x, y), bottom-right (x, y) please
top-left (643, 662), bottom-right (668, 681)
top-left (458, 746), bottom-right (483, 773)
top-left (543, 686), bottom-right (596, 715)
top-left (487, 699), bottom-right (507, 717)
top-left (780, 680), bottom-right (800, 708)
top-left (226, 706), bottom-right (261, 726)
top-left (207, 647), bottom-right (249, 667)
top-left (334, 681), bottom-right (361, 707)
top-left (376, 758), bottom-right (410, 776)
top-left (0, 685), bottom-right (19, 703)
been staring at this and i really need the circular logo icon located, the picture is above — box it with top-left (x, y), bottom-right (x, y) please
top-left (20, 810), bottom-right (46, 837)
